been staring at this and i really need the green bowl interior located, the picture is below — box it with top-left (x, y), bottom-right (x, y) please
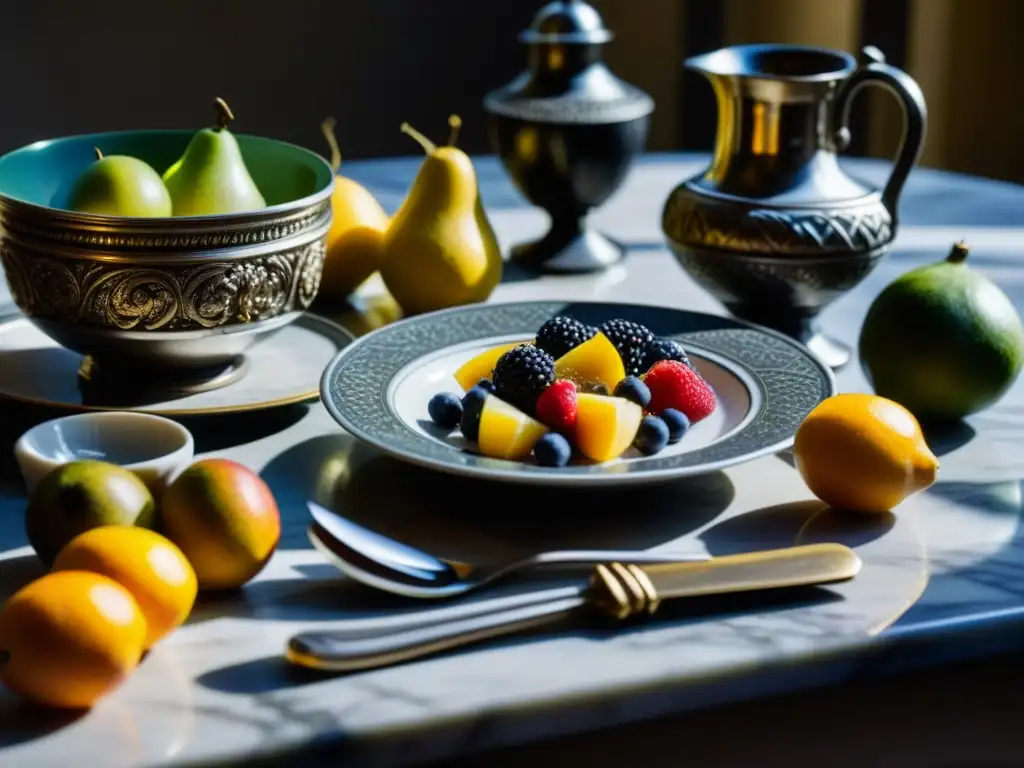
top-left (0, 130), bottom-right (334, 213)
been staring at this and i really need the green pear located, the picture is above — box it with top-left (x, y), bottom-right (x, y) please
top-left (67, 148), bottom-right (172, 217)
top-left (379, 116), bottom-right (502, 315)
top-left (163, 97), bottom-right (266, 216)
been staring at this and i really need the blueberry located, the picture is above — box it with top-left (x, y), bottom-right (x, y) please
top-left (634, 415), bottom-right (670, 455)
top-left (460, 386), bottom-right (489, 441)
top-left (589, 383), bottom-right (610, 396)
top-left (428, 392), bottom-right (463, 431)
top-left (476, 377), bottom-right (496, 394)
top-left (613, 376), bottom-right (651, 408)
top-left (533, 432), bottom-right (573, 467)
top-left (661, 408), bottom-right (690, 444)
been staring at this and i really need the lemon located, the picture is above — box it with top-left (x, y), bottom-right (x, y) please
top-left (793, 393), bottom-right (939, 513)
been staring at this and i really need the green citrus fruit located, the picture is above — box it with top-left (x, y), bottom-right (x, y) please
top-left (25, 460), bottom-right (156, 565)
top-left (859, 242), bottom-right (1024, 422)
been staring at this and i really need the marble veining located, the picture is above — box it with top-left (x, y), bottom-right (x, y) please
top-left (0, 155), bottom-right (1021, 766)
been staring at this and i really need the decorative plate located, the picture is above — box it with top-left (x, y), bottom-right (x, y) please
top-left (0, 311), bottom-right (352, 416)
top-left (320, 301), bottom-right (836, 486)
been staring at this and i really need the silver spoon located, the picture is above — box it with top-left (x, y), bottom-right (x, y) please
top-left (306, 501), bottom-right (709, 599)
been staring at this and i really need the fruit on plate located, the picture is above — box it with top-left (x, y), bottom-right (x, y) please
top-left (163, 97), bottom-right (266, 216)
top-left (317, 117), bottom-right (391, 301)
top-left (599, 319), bottom-right (655, 376)
top-left (535, 379), bottom-right (578, 434)
top-left (379, 115), bottom-right (502, 315)
top-left (160, 458), bottom-right (281, 591)
top-left (793, 393), bottom-right (939, 514)
top-left (0, 570), bottom-right (147, 709)
top-left (25, 460), bottom-right (157, 567)
top-left (477, 395), bottom-right (549, 460)
top-left (553, 332), bottom-right (626, 393)
top-left (454, 342), bottom-right (523, 391)
top-left (634, 414), bottom-right (671, 455)
top-left (644, 360), bottom-right (717, 422)
top-left (66, 147), bottom-right (173, 217)
top-left (535, 316), bottom-right (597, 359)
top-left (859, 241), bottom-right (1024, 422)
top-left (53, 526), bottom-right (197, 649)
top-left (533, 432), bottom-right (573, 467)
top-left (574, 393), bottom-right (644, 462)
top-left (492, 344), bottom-right (556, 415)
top-left (642, 337), bottom-right (693, 370)
top-left (427, 315), bottom-right (716, 466)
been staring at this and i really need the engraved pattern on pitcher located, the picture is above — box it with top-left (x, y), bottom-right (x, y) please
top-left (663, 191), bottom-right (894, 255)
top-left (0, 239), bottom-right (326, 332)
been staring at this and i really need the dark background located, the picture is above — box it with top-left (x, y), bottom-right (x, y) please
top-left (0, 0), bottom-right (907, 162)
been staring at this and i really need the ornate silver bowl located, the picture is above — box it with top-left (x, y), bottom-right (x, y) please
top-left (0, 130), bottom-right (334, 394)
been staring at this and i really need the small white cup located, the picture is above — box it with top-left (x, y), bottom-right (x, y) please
top-left (14, 412), bottom-right (195, 495)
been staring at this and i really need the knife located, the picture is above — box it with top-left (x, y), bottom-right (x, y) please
top-left (285, 542), bottom-right (862, 672)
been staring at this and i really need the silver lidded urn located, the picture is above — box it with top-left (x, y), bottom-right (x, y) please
top-left (662, 44), bottom-right (927, 368)
top-left (484, 0), bottom-right (654, 273)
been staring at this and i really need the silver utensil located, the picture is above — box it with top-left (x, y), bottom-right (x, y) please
top-left (287, 542), bottom-right (862, 672)
top-left (307, 501), bottom-right (709, 599)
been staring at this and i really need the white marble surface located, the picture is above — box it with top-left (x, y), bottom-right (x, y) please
top-left (0, 155), bottom-right (1022, 766)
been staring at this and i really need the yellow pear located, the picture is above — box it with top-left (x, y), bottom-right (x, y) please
top-left (379, 116), bottom-right (502, 316)
top-left (317, 117), bottom-right (391, 302)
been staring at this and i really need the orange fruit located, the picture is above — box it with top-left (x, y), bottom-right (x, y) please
top-left (793, 393), bottom-right (940, 513)
top-left (0, 570), bottom-right (146, 709)
top-left (454, 342), bottom-right (523, 391)
top-left (573, 393), bottom-right (643, 462)
top-left (53, 526), bottom-right (197, 649)
top-left (554, 333), bottom-right (626, 393)
top-left (477, 396), bottom-right (549, 460)
top-left (160, 458), bottom-right (281, 591)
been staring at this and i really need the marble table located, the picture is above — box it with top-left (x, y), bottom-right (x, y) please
top-left (2, 154), bottom-right (1024, 767)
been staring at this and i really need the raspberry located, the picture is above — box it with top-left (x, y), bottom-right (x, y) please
top-left (492, 345), bottom-right (556, 415)
top-left (535, 379), bottom-right (578, 433)
top-left (643, 338), bottom-right (692, 372)
top-left (642, 360), bottom-right (717, 422)
top-left (599, 319), bottom-right (654, 376)
top-left (535, 316), bottom-right (596, 359)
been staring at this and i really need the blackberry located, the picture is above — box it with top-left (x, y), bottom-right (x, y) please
top-left (599, 319), bottom-right (654, 376)
top-left (492, 345), bottom-right (556, 414)
top-left (642, 338), bottom-right (692, 372)
top-left (535, 316), bottom-right (596, 359)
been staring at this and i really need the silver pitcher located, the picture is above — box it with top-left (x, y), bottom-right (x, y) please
top-left (662, 44), bottom-right (926, 368)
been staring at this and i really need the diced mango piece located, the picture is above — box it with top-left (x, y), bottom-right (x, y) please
top-left (554, 332), bottom-right (626, 392)
top-left (477, 396), bottom-right (549, 461)
top-left (574, 393), bottom-right (642, 462)
top-left (454, 342), bottom-right (524, 391)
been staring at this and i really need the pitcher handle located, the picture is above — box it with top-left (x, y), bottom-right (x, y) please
top-left (832, 46), bottom-right (927, 222)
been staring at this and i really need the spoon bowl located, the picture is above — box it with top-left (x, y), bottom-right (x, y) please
top-left (307, 501), bottom-right (708, 599)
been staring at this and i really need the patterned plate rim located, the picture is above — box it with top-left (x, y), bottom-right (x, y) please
top-left (320, 300), bottom-right (837, 486)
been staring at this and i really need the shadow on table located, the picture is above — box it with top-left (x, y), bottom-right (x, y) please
top-left (195, 577), bottom-right (842, 697)
top-left (193, 484), bottom-right (849, 697)
top-left (0, 693), bottom-right (85, 748)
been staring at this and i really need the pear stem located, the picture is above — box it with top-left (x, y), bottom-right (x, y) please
top-left (400, 122), bottom-right (436, 155)
top-left (320, 117), bottom-right (342, 173)
top-left (948, 241), bottom-right (970, 264)
top-left (214, 97), bottom-right (235, 131)
top-left (447, 114), bottom-right (462, 147)
top-left (93, 147), bottom-right (103, 161)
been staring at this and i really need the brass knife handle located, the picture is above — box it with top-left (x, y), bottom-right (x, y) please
top-left (587, 543), bottom-right (862, 619)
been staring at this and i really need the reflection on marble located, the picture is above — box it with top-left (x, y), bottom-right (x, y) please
top-left (1, 154), bottom-right (1024, 766)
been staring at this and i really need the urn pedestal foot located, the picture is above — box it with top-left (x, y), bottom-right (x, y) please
top-left (510, 216), bottom-right (624, 274)
top-left (78, 355), bottom-right (250, 406)
top-left (728, 306), bottom-right (851, 370)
